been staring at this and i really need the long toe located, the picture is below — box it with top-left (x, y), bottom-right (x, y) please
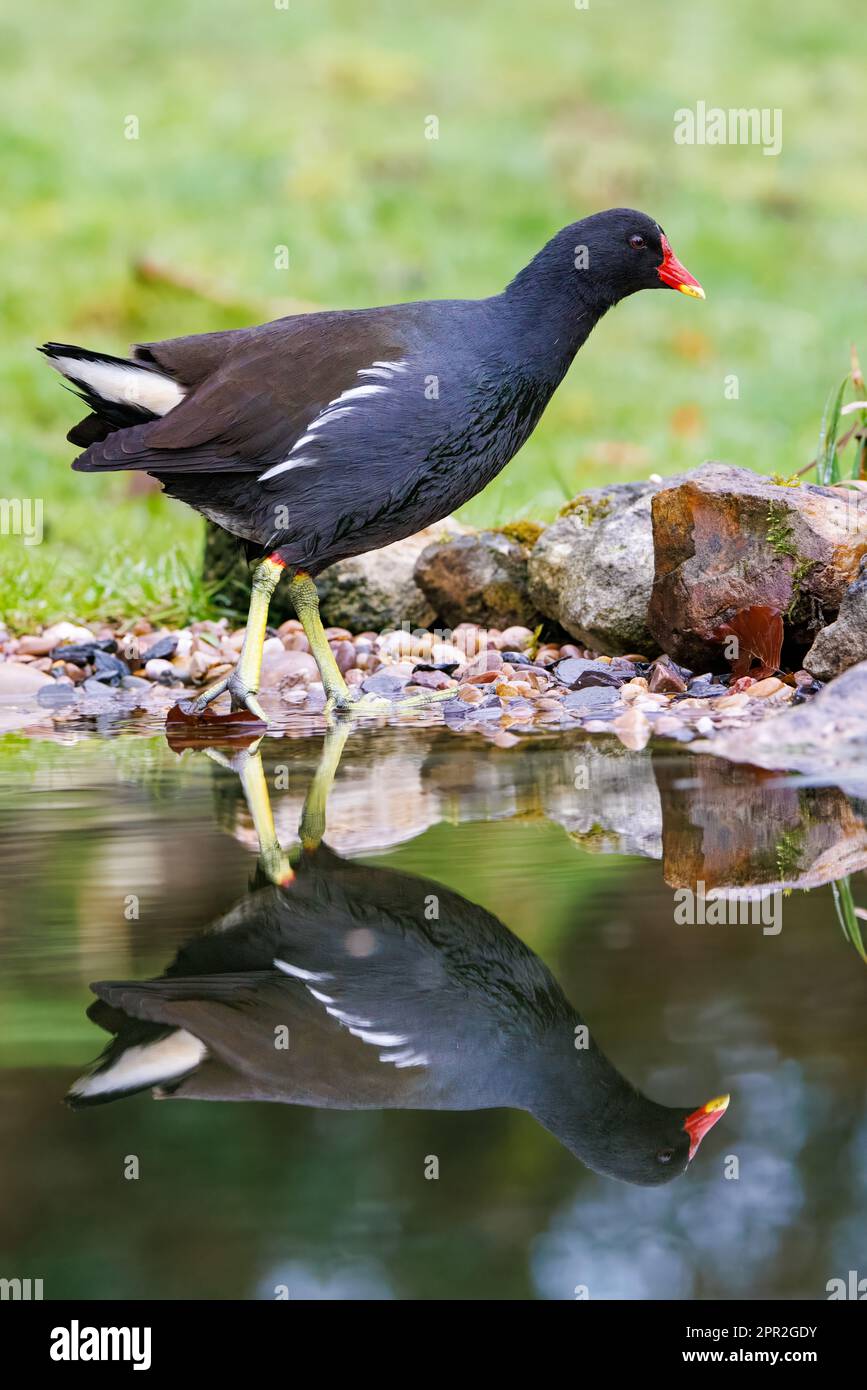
top-left (179, 675), bottom-right (230, 715)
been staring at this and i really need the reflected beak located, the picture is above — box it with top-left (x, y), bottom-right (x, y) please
top-left (658, 234), bottom-right (705, 299)
top-left (683, 1094), bottom-right (729, 1160)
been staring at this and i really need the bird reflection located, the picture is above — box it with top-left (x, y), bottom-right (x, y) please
top-left (68, 727), bottom-right (728, 1186)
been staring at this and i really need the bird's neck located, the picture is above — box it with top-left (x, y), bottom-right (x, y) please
top-left (515, 1019), bottom-right (643, 1147)
top-left (497, 237), bottom-right (617, 383)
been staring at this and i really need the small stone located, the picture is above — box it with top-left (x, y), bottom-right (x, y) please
top-left (42, 621), bottom-right (95, 647)
top-left (361, 671), bottom-right (408, 699)
top-left (748, 677), bottom-right (786, 699)
top-left (647, 655), bottom-right (688, 694)
top-left (713, 692), bottom-right (751, 711)
top-left (331, 640), bottom-right (357, 675)
top-left (458, 683), bottom-right (485, 704)
top-left (696, 715), bottom-right (715, 735)
top-left (458, 652), bottom-right (504, 680)
top-left (145, 658), bottom-right (175, 682)
top-left (428, 642), bottom-right (465, 668)
top-left (612, 706), bottom-right (652, 750)
top-left (552, 657), bottom-right (622, 690)
top-left (620, 678), bottom-right (650, 702)
top-left (563, 685), bottom-right (620, 713)
top-left (492, 730), bottom-right (521, 749)
top-left (408, 668), bottom-right (454, 691)
top-left (16, 634), bottom-right (55, 657)
top-left (141, 634), bottom-right (178, 662)
top-left (37, 683), bottom-right (77, 709)
top-left (261, 648), bottom-right (318, 688)
top-left (499, 625), bottom-right (534, 651)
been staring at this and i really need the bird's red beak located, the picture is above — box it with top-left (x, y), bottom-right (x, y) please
top-left (683, 1094), bottom-right (729, 1160)
top-left (658, 234), bottom-right (705, 299)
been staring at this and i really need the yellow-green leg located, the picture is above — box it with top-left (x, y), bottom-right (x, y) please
top-left (288, 570), bottom-right (353, 715)
top-left (298, 722), bottom-right (350, 849)
top-left (184, 554), bottom-right (285, 721)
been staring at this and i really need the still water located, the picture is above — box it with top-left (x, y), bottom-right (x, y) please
top-left (1, 715), bottom-right (865, 1300)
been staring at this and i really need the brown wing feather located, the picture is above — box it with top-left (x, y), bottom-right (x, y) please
top-left (73, 310), bottom-right (409, 475)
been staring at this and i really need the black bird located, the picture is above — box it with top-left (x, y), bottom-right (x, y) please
top-left (66, 748), bottom-right (727, 1187)
top-left (41, 209), bottom-right (703, 718)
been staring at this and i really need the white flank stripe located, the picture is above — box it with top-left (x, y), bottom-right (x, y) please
top-left (273, 959), bottom-right (333, 983)
top-left (258, 373), bottom-right (394, 482)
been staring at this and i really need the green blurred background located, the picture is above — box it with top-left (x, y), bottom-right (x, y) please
top-left (2, 0), bottom-right (866, 628)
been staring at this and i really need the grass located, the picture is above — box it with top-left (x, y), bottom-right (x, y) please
top-left (2, 0), bottom-right (867, 628)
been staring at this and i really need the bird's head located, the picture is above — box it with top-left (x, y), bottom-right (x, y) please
top-left (575, 207), bottom-right (705, 304)
top-left (540, 1088), bottom-right (730, 1186)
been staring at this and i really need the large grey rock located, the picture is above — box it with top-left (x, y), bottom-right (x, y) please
top-left (700, 660), bottom-right (867, 796)
top-left (316, 518), bottom-right (468, 633)
top-left (803, 561), bottom-right (867, 680)
top-left (528, 481), bottom-right (663, 655)
top-left (414, 529), bottom-right (540, 629)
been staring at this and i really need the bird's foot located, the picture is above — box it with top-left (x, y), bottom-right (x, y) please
top-left (396, 686), bottom-right (457, 711)
top-left (180, 667), bottom-right (268, 724)
top-left (324, 689), bottom-right (391, 721)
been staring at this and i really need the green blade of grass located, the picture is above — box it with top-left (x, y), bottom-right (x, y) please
top-left (831, 877), bottom-right (867, 964)
top-left (816, 377), bottom-right (849, 485)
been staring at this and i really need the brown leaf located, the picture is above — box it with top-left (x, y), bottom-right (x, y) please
top-left (709, 606), bottom-right (784, 680)
top-left (165, 703), bottom-right (265, 752)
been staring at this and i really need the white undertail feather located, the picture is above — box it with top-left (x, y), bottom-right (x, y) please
top-left (48, 355), bottom-right (186, 416)
top-left (68, 1028), bottom-right (207, 1100)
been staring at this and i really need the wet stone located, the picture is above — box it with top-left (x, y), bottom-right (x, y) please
top-left (140, 635), bottom-right (178, 662)
top-left (36, 683), bottom-right (77, 709)
top-left (552, 657), bottom-right (623, 690)
top-left (361, 672), bottom-right (409, 699)
top-left (563, 685), bottom-right (621, 713)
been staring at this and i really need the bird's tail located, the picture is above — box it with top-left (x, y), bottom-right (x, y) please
top-left (39, 342), bottom-right (186, 446)
top-left (66, 1025), bottom-right (207, 1109)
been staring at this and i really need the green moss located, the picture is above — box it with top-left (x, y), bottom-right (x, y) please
top-left (775, 827), bottom-right (805, 882)
top-left (766, 502), bottom-right (798, 559)
top-left (496, 520), bottom-right (545, 549)
top-left (558, 493), bottom-right (612, 526)
top-left (786, 557), bottom-right (816, 619)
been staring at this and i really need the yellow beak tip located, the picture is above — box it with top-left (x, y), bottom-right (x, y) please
top-left (706, 1094), bottom-right (730, 1112)
top-left (679, 283), bottom-right (706, 300)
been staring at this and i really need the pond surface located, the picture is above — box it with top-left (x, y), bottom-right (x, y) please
top-left (1, 715), bottom-right (865, 1300)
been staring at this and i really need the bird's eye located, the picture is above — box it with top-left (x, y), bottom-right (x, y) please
top-left (656, 1148), bottom-right (674, 1164)
top-left (629, 234), bottom-right (646, 250)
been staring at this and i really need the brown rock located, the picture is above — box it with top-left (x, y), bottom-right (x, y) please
top-left (647, 655), bottom-right (688, 694)
top-left (647, 463), bottom-right (867, 668)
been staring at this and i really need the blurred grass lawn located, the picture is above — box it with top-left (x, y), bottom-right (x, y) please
top-left (1, 0), bottom-right (866, 628)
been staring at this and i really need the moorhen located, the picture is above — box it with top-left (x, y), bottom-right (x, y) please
top-left (67, 739), bottom-right (727, 1186)
top-left (41, 209), bottom-right (703, 718)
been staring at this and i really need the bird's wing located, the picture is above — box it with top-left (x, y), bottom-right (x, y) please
top-left (72, 310), bottom-right (412, 475)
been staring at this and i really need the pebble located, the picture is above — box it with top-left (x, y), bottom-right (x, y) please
top-left (499, 626), bottom-right (534, 651)
top-left (612, 706), bottom-right (652, 750)
top-left (747, 676), bottom-right (786, 699)
top-left (144, 658), bottom-right (175, 682)
top-left (713, 691), bottom-right (751, 711)
top-left (141, 634), bottom-right (178, 662)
